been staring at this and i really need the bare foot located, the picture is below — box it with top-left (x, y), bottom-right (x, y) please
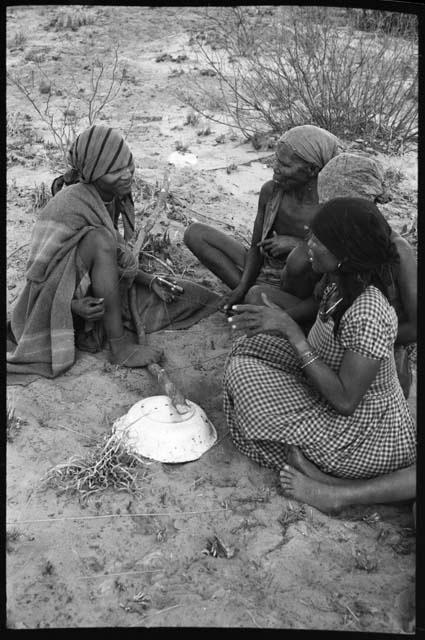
top-left (110, 341), bottom-right (163, 367)
top-left (287, 446), bottom-right (350, 487)
top-left (279, 464), bottom-right (342, 514)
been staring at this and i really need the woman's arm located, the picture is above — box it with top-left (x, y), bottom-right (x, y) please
top-left (285, 296), bottom-right (319, 323)
top-left (133, 270), bottom-right (155, 287)
top-left (225, 181), bottom-right (273, 304)
top-left (287, 333), bottom-right (381, 416)
top-left (280, 244), bottom-right (320, 299)
top-left (229, 297), bottom-right (381, 416)
top-left (393, 235), bottom-right (417, 345)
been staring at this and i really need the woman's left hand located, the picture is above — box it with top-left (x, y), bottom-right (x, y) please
top-left (228, 293), bottom-right (299, 338)
top-left (151, 279), bottom-right (176, 304)
top-left (258, 232), bottom-right (301, 257)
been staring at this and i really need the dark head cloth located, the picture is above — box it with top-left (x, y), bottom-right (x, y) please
top-left (310, 197), bottom-right (398, 275)
top-left (67, 125), bottom-right (133, 183)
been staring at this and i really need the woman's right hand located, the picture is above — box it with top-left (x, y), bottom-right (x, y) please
top-left (71, 296), bottom-right (105, 321)
top-left (220, 287), bottom-right (246, 313)
top-left (228, 293), bottom-right (302, 339)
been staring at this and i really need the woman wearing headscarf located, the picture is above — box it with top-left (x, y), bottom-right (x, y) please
top-left (7, 125), bottom-right (163, 377)
top-left (224, 197), bottom-right (416, 514)
top-left (271, 153), bottom-right (417, 399)
top-left (7, 125), bottom-right (220, 379)
top-left (183, 124), bottom-right (343, 311)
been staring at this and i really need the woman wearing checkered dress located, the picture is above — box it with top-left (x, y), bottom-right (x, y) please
top-left (224, 197), bottom-right (415, 513)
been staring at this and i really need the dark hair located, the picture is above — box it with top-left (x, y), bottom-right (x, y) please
top-left (310, 197), bottom-right (399, 335)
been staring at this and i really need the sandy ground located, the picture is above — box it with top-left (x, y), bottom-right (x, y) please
top-left (6, 6), bottom-right (417, 631)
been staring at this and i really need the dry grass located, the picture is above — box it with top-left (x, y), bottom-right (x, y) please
top-left (278, 505), bottom-right (305, 535)
top-left (49, 7), bottom-right (95, 31)
top-left (31, 182), bottom-right (50, 210)
top-left (7, 400), bottom-right (25, 442)
top-left (6, 528), bottom-right (21, 552)
top-left (43, 430), bottom-right (150, 504)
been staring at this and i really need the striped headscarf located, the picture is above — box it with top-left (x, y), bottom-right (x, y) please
top-left (51, 125), bottom-right (135, 240)
top-left (278, 124), bottom-right (342, 169)
top-left (66, 125), bottom-right (133, 183)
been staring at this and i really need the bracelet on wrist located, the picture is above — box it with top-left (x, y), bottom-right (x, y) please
top-left (299, 349), bottom-right (315, 362)
top-left (300, 354), bottom-right (319, 369)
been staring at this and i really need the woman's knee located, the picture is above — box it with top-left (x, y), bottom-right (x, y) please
top-left (78, 228), bottom-right (116, 267)
top-left (183, 222), bottom-right (210, 250)
top-left (244, 285), bottom-right (265, 305)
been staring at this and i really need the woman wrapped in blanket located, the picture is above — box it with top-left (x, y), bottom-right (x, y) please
top-left (7, 125), bottom-right (220, 378)
top-left (7, 125), bottom-right (163, 375)
top-left (224, 197), bottom-right (416, 515)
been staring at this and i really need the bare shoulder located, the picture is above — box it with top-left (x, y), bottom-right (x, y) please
top-left (286, 243), bottom-right (310, 273)
top-left (392, 233), bottom-right (415, 260)
top-left (259, 180), bottom-right (275, 202)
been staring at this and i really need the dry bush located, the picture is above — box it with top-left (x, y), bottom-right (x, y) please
top-left (49, 6), bottom-right (95, 31)
top-left (7, 111), bottom-right (36, 142)
top-left (31, 182), bottom-right (50, 210)
top-left (179, 6), bottom-right (418, 150)
top-left (7, 44), bottom-right (126, 169)
top-left (350, 8), bottom-right (417, 37)
top-left (8, 30), bottom-right (26, 49)
top-left (7, 400), bottom-right (24, 442)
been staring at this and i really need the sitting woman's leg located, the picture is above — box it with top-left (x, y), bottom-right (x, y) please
top-left (280, 445), bottom-right (416, 515)
top-left (78, 228), bottom-right (162, 366)
top-left (244, 283), bottom-right (301, 307)
top-left (244, 285), bottom-right (315, 333)
top-left (183, 222), bottom-right (246, 289)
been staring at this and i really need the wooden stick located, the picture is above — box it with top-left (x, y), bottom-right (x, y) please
top-left (204, 154), bottom-right (274, 171)
top-left (132, 167), bottom-right (170, 259)
top-left (128, 168), bottom-right (189, 413)
top-left (7, 507), bottom-right (230, 525)
top-left (128, 285), bottom-right (146, 345)
top-left (129, 167), bottom-right (172, 341)
top-left (8, 242), bottom-right (30, 260)
top-left (147, 363), bottom-right (190, 414)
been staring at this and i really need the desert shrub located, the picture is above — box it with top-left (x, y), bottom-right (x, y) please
top-left (350, 8), bottom-right (417, 37)
top-left (31, 182), bottom-right (51, 209)
top-left (7, 111), bottom-right (35, 142)
top-left (7, 44), bottom-right (125, 169)
top-left (8, 30), bottom-right (26, 48)
top-left (179, 6), bottom-right (418, 150)
top-left (7, 400), bottom-right (24, 442)
top-left (49, 6), bottom-right (95, 30)
top-left (185, 111), bottom-right (200, 126)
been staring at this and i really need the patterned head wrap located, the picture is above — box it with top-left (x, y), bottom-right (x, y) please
top-left (318, 153), bottom-right (386, 202)
top-left (66, 125), bottom-right (133, 183)
top-left (310, 197), bottom-right (398, 276)
top-left (278, 124), bottom-right (342, 169)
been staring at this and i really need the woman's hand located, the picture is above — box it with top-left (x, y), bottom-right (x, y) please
top-left (220, 286), bottom-right (246, 313)
top-left (258, 231), bottom-right (302, 257)
top-left (151, 279), bottom-right (176, 304)
top-left (71, 297), bottom-right (105, 320)
top-left (228, 293), bottom-right (300, 338)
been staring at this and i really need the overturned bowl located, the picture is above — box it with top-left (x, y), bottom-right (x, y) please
top-left (113, 395), bottom-right (217, 463)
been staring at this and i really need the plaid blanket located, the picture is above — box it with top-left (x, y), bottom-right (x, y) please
top-left (7, 182), bottom-right (117, 378)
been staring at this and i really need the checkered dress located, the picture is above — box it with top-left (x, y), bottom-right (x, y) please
top-left (223, 285), bottom-right (416, 479)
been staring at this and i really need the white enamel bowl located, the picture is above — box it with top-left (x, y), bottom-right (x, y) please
top-left (113, 395), bottom-right (217, 463)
